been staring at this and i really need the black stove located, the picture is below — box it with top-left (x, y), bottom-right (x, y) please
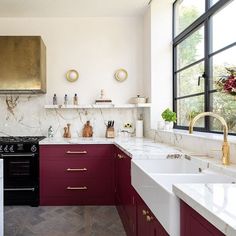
top-left (0, 136), bottom-right (45, 206)
top-left (0, 136), bottom-right (45, 153)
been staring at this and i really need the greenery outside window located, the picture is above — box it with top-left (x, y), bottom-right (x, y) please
top-left (173, 0), bottom-right (236, 134)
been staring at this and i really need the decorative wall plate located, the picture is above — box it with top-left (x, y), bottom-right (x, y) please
top-left (66, 69), bottom-right (79, 82)
top-left (114, 68), bottom-right (128, 82)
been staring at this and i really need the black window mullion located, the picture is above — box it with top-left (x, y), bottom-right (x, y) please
top-left (175, 92), bottom-right (205, 100)
top-left (173, 46), bottom-right (177, 127)
top-left (175, 58), bottom-right (205, 74)
top-left (204, 15), bottom-right (210, 132)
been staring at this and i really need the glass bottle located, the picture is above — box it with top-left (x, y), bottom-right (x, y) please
top-left (48, 125), bottom-right (54, 138)
top-left (53, 94), bottom-right (57, 105)
top-left (73, 93), bottom-right (78, 105)
top-left (64, 94), bottom-right (68, 106)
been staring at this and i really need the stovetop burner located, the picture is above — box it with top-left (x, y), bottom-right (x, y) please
top-left (0, 136), bottom-right (45, 143)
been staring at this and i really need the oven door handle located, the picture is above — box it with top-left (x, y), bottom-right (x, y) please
top-left (0, 153), bottom-right (35, 158)
top-left (4, 187), bottom-right (35, 191)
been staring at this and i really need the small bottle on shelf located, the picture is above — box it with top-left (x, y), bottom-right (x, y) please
top-left (53, 94), bottom-right (57, 105)
top-left (48, 125), bottom-right (54, 138)
top-left (64, 94), bottom-right (68, 106)
top-left (73, 93), bottom-right (78, 105)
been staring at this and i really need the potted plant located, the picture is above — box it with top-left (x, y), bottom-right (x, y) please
top-left (161, 108), bottom-right (177, 130)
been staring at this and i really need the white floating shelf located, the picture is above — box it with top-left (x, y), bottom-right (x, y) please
top-left (44, 103), bottom-right (151, 109)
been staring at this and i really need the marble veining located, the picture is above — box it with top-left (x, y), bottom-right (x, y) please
top-left (40, 137), bottom-right (181, 159)
top-left (0, 95), bottom-right (141, 137)
top-left (155, 129), bottom-right (236, 164)
top-left (173, 184), bottom-right (236, 236)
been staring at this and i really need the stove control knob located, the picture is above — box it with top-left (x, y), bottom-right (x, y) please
top-left (4, 145), bottom-right (8, 152)
top-left (0, 145), bottom-right (3, 152)
top-left (31, 145), bottom-right (37, 153)
top-left (9, 145), bottom-right (14, 153)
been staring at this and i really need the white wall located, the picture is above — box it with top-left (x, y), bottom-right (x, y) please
top-left (0, 17), bottom-right (146, 137)
top-left (144, 0), bottom-right (173, 130)
top-left (0, 17), bottom-right (144, 104)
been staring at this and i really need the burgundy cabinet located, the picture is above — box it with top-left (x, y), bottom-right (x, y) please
top-left (180, 201), bottom-right (225, 236)
top-left (115, 147), bottom-right (169, 236)
top-left (115, 148), bottom-right (136, 236)
top-left (136, 193), bottom-right (168, 236)
top-left (40, 144), bottom-right (115, 205)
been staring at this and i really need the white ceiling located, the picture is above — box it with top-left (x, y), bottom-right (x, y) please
top-left (0, 0), bottom-right (150, 17)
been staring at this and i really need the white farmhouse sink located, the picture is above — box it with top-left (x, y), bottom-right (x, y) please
top-left (131, 159), bottom-right (236, 236)
top-left (133, 158), bottom-right (206, 174)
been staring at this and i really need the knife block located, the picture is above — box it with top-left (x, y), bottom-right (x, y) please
top-left (106, 127), bottom-right (115, 138)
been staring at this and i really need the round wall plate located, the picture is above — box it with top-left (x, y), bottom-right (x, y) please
top-left (66, 69), bottom-right (79, 82)
top-left (114, 68), bottom-right (128, 82)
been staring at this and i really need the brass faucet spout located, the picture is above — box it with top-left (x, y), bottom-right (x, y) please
top-left (189, 112), bottom-right (230, 165)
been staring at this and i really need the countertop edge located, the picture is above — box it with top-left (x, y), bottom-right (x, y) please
top-left (173, 184), bottom-right (236, 236)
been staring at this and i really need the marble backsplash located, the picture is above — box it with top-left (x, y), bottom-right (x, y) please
top-left (0, 95), bottom-right (143, 138)
top-left (155, 129), bottom-right (236, 164)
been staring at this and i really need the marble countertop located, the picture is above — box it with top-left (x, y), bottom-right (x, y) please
top-left (40, 137), bottom-right (181, 159)
top-left (173, 183), bottom-right (236, 236)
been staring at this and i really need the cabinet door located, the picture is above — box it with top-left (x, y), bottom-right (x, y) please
top-left (115, 148), bottom-right (136, 236)
top-left (137, 194), bottom-right (151, 236)
top-left (180, 201), bottom-right (224, 236)
top-left (136, 192), bottom-right (169, 236)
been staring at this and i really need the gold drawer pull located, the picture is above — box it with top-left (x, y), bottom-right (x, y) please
top-left (67, 168), bottom-right (87, 172)
top-left (118, 154), bottom-right (124, 159)
top-left (146, 215), bottom-right (154, 222)
top-left (66, 186), bottom-right (88, 190)
top-left (66, 151), bottom-right (87, 154)
top-left (142, 209), bottom-right (149, 216)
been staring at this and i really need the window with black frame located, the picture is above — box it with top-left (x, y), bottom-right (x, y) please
top-left (173, 0), bottom-right (236, 134)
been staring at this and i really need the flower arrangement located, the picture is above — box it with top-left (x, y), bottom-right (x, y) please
top-left (216, 67), bottom-right (236, 96)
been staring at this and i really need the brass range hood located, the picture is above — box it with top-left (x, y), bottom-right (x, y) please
top-left (0, 36), bottom-right (46, 94)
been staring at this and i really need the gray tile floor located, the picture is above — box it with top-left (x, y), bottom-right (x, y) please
top-left (4, 206), bottom-right (126, 236)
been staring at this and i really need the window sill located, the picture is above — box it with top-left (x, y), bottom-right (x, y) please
top-left (156, 129), bottom-right (236, 145)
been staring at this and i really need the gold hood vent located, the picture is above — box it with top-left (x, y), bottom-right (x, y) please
top-left (0, 36), bottom-right (46, 94)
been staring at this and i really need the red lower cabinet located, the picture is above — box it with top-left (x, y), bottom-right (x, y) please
top-left (40, 144), bottom-right (115, 205)
top-left (136, 193), bottom-right (168, 236)
top-left (114, 147), bottom-right (168, 236)
top-left (180, 201), bottom-right (225, 236)
top-left (115, 148), bottom-right (136, 236)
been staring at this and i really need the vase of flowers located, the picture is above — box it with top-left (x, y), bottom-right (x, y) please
top-left (161, 108), bottom-right (177, 130)
top-left (216, 67), bottom-right (236, 96)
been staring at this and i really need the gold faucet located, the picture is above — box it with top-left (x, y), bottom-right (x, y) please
top-left (189, 112), bottom-right (230, 165)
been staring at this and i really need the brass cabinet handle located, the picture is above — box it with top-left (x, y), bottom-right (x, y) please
top-left (66, 151), bottom-right (87, 154)
top-left (142, 209), bottom-right (149, 216)
top-left (66, 186), bottom-right (88, 190)
top-left (66, 168), bottom-right (87, 172)
top-left (146, 215), bottom-right (154, 222)
top-left (118, 153), bottom-right (124, 159)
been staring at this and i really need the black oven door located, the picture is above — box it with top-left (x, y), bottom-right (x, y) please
top-left (1, 153), bottom-right (39, 206)
top-left (1, 153), bottom-right (38, 188)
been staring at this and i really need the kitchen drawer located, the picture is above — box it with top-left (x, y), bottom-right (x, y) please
top-left (40, 144), bottom-right (113, 160)
top-left (40, 178), bottom-right (114, 205)
top-left (40, 158), bottom-right (113, 180)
